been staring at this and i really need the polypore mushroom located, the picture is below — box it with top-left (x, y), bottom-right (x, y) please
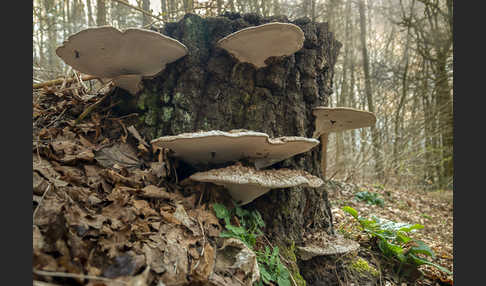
top-left (312, 107), bottom-right (376, 178)
top-left (151, 130), bottom-right (319, 169)
top-left (56, 26), bottom-right (188, 94)
top-left (297, 234), bottom-right (360, 261)
top-left (217, 22), bottom-right (305, 68)
top-left (190, 164), bottom-right (323, 205)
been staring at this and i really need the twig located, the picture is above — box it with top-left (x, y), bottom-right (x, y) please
top-left (33, 183), bottom-right (52, 224)
top-left (45, 108), bottom-right (67, 128)
top-left (33, 75), bottom-right (98, 89)
top-left (60, 67), bottom-right (72, 90)
top-left (33, 269), bottom-right (128, 285)
top-left (75, 91), bottom-right (111, 124)
top-left (73, 70), bottom-right (89, 92)
top-left (33, 280), bottom-right (62, 286)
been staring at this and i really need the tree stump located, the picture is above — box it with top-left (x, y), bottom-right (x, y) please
top-left (120, 12), bottom-right (342, 246)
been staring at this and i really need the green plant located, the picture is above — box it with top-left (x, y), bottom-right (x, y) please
top-left (213, 202), bottom-right (265, 248)
top-left (256, 246), bottom-right (292, 286)
top-left (212, 203), bottom-right (292, 286)
top-left (355, 190), bottom-right (385, 207)
top-left (342, 206), bottom-right (452, 278)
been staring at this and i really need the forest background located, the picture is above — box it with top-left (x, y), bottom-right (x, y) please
top-left (32, 0), bottom-right (453, 191)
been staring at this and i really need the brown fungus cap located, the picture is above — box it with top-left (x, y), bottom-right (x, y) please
top-left (312, 107), bottom-right (377, 138)
top-left (217, 22), bottom-right (304, 68)
top-left (190, 164), bottom-right (323, 205)
top-left (151, 130), bottom-right (319, 169)
top-left (56, 26), bottom-right (188, 94)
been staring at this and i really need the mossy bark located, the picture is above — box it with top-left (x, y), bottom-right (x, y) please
top-left (119, 12), bottom-right (341, 249)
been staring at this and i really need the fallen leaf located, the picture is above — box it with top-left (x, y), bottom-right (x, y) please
top-left (95, 143), bottom-right (141, 169)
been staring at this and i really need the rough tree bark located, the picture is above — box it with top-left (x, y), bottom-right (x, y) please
top-left (118, 11), bottom-right (342, 266)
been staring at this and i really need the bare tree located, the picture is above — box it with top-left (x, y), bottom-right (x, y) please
top-left (358, 0), bottom-right (384, 180)
top-left (97, 0), bottom-right (107, 26)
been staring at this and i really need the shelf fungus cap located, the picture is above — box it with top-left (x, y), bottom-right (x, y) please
top-left (189, 164), bottom-right (323, 205)
top-left (297, 235), bottom-right (360, 261)
top-left (217, 22), bottom-right (304, 68)
top-left (151, 130), bottom-right (319, 169)
top-left (56, 26), bottom-right (188, 94)
top-left (312, 107), bottom-right (377, 138)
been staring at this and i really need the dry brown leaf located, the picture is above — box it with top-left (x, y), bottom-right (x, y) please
top-left (132, 200), bottom-right (159, 217)
top-left (33, 171), bottom-right (50, 195)
top-left (192, 242), bottom-right (215, 283)
top-left (103, 169), bottom-right (144, 188)
top-left (138, 185), bottom-right (172, 200)
top-left (99, 228), bottom-right (133, 258)
top-left (33, 154), bottom-right (69, 188)
top-left (173, 204), bottom-right (201, 236)
top-left (64, 203), bottom-right (106, 230)
top-left (160, 210), bottom-right (181, 225)
top-left (159, 243), bottom-right (189, 285)
top-left (95, 143), bottom-right (141, 169)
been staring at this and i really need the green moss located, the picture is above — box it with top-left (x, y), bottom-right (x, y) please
top-left (279, 242), bottom-right (306, 286)
top-left (182, 111), bottom-right (192, 123)
top-left (350, 257), bottom-right (379, 277)
top-left (162, 93), bottom-right (171, 104)
top-left (161, 107), bottom-right (174, 123)
top-left (144, 110), bottom-right (159, 126)
top-left (137, 93), bottom-right (148, 110)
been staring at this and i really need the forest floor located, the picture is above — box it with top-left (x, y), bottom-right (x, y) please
top-left (32, 81), bottom-right (453, 286)
top-left (326, 180), bottom-right (453, 285)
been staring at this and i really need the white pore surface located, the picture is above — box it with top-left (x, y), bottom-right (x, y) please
top-left (151, 130), bottom-right (319, 168)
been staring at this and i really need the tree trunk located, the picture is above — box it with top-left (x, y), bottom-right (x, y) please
top-left (96, 0), bottom-right (107, 26)
top-left (44, 0), bottom-right (59, 76)
top-left (118, 14), bottom-right (342, 247)
top-left (216, 0), bottom-right (223, 14)
top-left (393, 22), bottom-right (412, 176)
top-left (142, 0), bottom-right (151, 26)
top-left (87, 0), bottom-right (95, 26)
top-left (272, 0), bottom-right (280, 16)
top-left (358, 0), bottom-right (384, 180)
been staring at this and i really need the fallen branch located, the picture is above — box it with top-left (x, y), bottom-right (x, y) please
top-left (33, 75), bottom-right (99, 89)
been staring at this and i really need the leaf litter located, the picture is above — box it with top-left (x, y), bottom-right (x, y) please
top-left (32, 83), bottom-right (240, 286)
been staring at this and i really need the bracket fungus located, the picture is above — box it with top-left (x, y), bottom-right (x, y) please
top-left (312, 107), bottom-right (376, 178)
top-left (297, 234), bottom-right (360, 261)
top-left (190, 164), bottom-right (323, 205)
top-left (217, 22), bottom-right (305, 68)
top-left (56, 26), bottom-right (188, 94)
top-left (151, 130), bottom-right (319, 169)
